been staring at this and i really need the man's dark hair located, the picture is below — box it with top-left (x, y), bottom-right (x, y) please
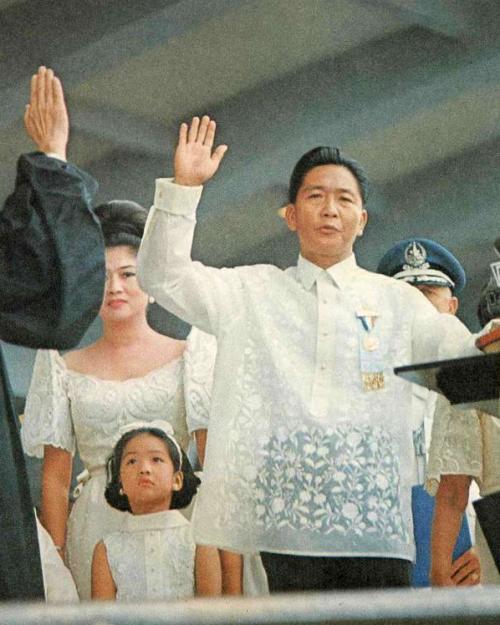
top-left (288, 146), bottom-right (369, 205)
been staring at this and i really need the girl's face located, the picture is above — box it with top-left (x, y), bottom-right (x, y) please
top-left (119, 433), bottom-right (183, 514)
top-left (99, 245), bottom-right (149, 323)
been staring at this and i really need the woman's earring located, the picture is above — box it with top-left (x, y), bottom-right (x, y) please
top-left (119, 486), bottom-right (124, 496)
top-left (148, 295), bottom-right (155, 304)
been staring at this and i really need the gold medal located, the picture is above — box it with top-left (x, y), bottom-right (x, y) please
top-left (363, 336), bottom-right (379, 351)
top-left (362, 372), bottom-right (385, 391)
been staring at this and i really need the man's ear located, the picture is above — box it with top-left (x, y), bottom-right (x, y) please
top-left (448, 296), bottom-right (459, 315)
top-left (172, 471), bottom-right (184, 492)
top-left (357, 209), bottom-right (368, 236)
top-left (285, 203), bottom-right (297, 232)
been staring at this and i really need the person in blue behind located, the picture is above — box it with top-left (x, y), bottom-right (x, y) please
top-left (137, 116), bottom-right (487, 592)
top-left (377, 238), bottom-right (465, 316)
top-left (0, 66), bottom-right (104, 600)
top-left (378, 238), bottom-right (481, 587)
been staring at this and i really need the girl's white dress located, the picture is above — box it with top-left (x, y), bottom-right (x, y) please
top-left (104, 509), bottom-right (195, 601)
top-left (36, 515), bottom-right (79, 602)
top-left (21, 328), bottom-right (215, 599)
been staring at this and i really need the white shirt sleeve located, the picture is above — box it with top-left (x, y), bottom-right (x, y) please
top-left (407, 284), bottom-right (480, 362)
top-left (44, 152), bottom-right (67, 162)
top-left (425, 394), bottom-right (483, 495)
top-left (137, 178), bottom-right (243, 336)
top-left (183, 327), bottom-right (217, 433)
top-left (21, 350), bottom-right (75, 458)
top-left (36, 514), bottom-right (79, 602)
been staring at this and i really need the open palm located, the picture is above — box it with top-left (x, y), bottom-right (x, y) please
top-left (174, 115), bottom-right (227, 186)
top-left (24, 66), bottom-right (69, 159)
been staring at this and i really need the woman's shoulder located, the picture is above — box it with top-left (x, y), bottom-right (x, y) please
top-left (61, 334), bottom-right (187, 381)
top-left (155, 333), bottom-right (187, 357)
top-left (62, 343), bottom-right (100, 374)
top-left (30, 348), bottom-right (67, 382)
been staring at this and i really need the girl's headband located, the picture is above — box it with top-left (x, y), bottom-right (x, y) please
top-left (116, 420), bottom-right (183, 470)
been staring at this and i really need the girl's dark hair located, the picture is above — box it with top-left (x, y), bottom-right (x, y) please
top-left (288, 146), bottom-right (369, 205)
top-left (105, 427), bottom-right (200, 512)
top-left (93, 200), bottom-right (147, 250)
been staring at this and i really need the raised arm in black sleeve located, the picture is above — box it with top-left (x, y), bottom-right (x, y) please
top-left (0, 66), bottom-right (105, 602)
top-left (0, 152), bottom-right (105, 349)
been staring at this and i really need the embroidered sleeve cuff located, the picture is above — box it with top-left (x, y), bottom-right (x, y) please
top-left (154, 178), bottom-right (203, 216)
top-left (424, 477), bottom-right (439, 497)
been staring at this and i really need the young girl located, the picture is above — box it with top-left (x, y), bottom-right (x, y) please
top-left (91, 420), bottom-right (220, 600)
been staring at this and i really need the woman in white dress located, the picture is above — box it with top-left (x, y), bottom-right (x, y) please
top-left (21, 200), bottom-right (216, 599)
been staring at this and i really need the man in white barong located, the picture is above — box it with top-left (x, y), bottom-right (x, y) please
top-left (137, 116), bottom-right (485, 591)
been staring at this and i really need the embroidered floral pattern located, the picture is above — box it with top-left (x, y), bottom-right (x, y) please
top-left (426, 395), bottom-right (483, 496)
top-left (255, 424), bottom-right (408, 542)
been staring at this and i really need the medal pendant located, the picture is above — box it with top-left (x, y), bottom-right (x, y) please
top-left (362, 372), bottom-right (385, 391)
top-left (363, 336), bottom-right (379, 351)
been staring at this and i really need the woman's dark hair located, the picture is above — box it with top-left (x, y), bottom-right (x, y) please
top-left (93, 200), bottom-right (147, 250)
top-left (105, 427), bottom-right (200, 511)
top-left (288, 146), bottom-right (369, 205)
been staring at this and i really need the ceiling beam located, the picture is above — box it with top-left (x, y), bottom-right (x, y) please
top-left (70, 102), bottom-right (169, 158)
top-left (366, 0), bottom-right (473, 39)
top-left (0, 0), bottom-right (238, 131)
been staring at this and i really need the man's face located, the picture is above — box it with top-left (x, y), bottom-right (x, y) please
top-left (414, 284), bottom-right (458, 315)
top-left (285, 165), bottom-right (367, 268)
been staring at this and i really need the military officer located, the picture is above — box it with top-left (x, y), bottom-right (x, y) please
top-left (378, 237), bottom-right (480, 587)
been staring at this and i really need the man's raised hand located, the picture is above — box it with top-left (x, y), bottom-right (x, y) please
top-left (174, 116), bottom-right (227, 186)
top-left (24, 66), bottom-right (69, 160)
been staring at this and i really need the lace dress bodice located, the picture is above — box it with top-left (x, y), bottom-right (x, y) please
top-left (22, 328), bottom-right (216, 468)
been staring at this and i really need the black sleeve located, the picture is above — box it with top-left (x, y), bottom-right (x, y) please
top-left (0, 346), bottom-right (44, 599)
top-left (0, 152), bottom-right (105, 349)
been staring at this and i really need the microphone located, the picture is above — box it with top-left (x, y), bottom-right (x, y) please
top-left (477, 239), bottom-right (500, 326)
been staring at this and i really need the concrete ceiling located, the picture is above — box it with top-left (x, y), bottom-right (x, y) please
top-left (1, 0), bottom-right (500, 396)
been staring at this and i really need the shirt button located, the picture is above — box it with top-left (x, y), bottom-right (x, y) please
top-left (322, 299), bottom-right (328, 305)
top-left (320, 364), bottom-right (326, 371)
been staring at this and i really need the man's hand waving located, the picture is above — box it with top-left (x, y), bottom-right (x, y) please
top-left (174, 115), bottom-right (227, 187)
top-left (24, 66), bottom-right (69, 161)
